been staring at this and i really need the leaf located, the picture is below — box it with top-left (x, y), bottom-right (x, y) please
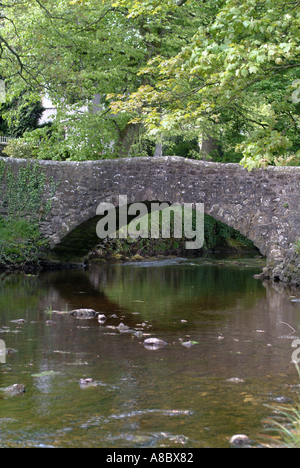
top-left (249, 65), bottom-right (259, 74)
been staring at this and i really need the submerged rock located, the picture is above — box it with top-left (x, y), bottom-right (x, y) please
top-left (79, 378), bottom-right (96, 389)
top-left (134, 331), bottom-right (143, 338)
top-left (117, 323), bottom-right (130, 331)
top-left (5, 348), bottom-right (17, 355)
top-left (181, 341), bottom-right (194, 348)
top-left (69, 309), bottom-right (97, 319)
top-left (46, 320), bottom-right (56, 326)
top-left (227, 378), bottom-right (245, 383)
top-left (273, 396), bottom-right (290, 403)
top-left (253, 273), bottom-right (264, 280)
top-left (3, 384), bottom-right (26, 396)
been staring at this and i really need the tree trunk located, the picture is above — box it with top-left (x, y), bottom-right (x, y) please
top-left (201, 136), bottom-right (219, 160)
top-left (116, 123), bottom-right (141, 158)
top-left (153, 142), bottom-right (162, 157)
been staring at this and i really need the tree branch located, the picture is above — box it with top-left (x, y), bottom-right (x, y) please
top-left (0, 34), bottom-right (23, 72)
top-left (34, 0), bottom-right (71, 22)
top-left (0, 34), bottom-right (43, 87)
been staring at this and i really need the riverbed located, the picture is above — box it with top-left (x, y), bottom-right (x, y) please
top-left (0, 254), bottom-right (300, 448)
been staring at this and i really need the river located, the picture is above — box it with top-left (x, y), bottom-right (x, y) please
top-left (0, 254), bottom-right (300, 448)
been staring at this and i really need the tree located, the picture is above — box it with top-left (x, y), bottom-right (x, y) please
top-left (2, 93), bottom-right (45, 137)
top-left (110, 0), bottom-right (300, 169)
top-left (0, 0), bottom-right (206, 160)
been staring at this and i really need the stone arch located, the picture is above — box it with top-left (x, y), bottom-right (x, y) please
top-left (50, 197), bottom-right (258, 262)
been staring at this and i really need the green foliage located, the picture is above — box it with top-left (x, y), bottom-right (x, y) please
top-left (0, 160), bottom-right (6, 184)
top-left (3, 94), bottom-right (44, 138)
top-left (295, 239), bottom-right (300, 255)
top-left (203, 214), bottom-right (255, 250)
top-left (0, 88), bottom-right (45, 140)
top-left (0, 162), bottom-right (57, 268)
top-left (0, 0), bottom-right (214, 160)
top-left (110, 0), bottom-right (300, 168)
top-left (5, 165), bottom-right (45, 218)
top-left (164, 134), bottom-right (200, 158)
top-left (0, 217), bottom-right (45, 267)
top-left (3, 138), bottom-right (39, 159)
top-left (265, 365), bottom-right (300, 448)
top-left (2, 0), bottom-right (299, 166)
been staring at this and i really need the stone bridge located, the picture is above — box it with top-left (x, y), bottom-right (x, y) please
top-left (1, 155), bottom-right (300, 284)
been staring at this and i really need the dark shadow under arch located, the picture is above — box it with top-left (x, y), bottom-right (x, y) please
top-left (50, 201), bottom-right (260, 262)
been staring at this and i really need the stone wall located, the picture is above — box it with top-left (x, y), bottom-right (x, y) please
top-left (0, 155), bottom-right (300, 282)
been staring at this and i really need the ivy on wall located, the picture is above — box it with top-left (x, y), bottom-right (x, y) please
top-left (0, 161), bottom-right (58, 268)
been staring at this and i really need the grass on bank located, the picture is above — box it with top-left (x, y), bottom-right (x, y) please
top-left (0, 216), bottom-right (47, 268)
top-left (265, 365), bottom-right (300, 448)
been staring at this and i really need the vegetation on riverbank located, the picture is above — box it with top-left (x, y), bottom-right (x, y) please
top-left (0, 161), bottom-right (57, 270)
top-left (271, 404), bottom-right (300, 448)
top-left (0, 217), bottom-right (46, 269)
top-left (265, 366), bottom-right (300, 448)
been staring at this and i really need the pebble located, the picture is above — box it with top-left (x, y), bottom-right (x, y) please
top-left (273, 396), bottom-right (290, 403)
top-left (117, 323), bottom-right (130, 331)
top-left (182, 341), bottom-right (194, 348)
top-left (70, 309), bottom-right (97, 319)
top-left (79, 378), bottom-right (96, 389)
top-left (3, 384), bottom-right (26, 396)
top-left (46, 320), bottom-right (56, 326)
top-left (227, 378), bottom-right (245, 383)
top-left (79, 378), bottom-right (93, 385)
top-left (229, 434), bottom-right (251, 447)
top-left (143, 338), bottom-right (168, 349)
top-left (97, 314), bottom-right (107, 323)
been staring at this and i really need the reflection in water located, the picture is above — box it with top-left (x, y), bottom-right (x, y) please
top-left (0, 256), bottom-right (300, 448)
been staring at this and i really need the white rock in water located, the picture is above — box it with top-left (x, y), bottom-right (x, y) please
top-left (97, 314), bottom-right (107, 322)
top-left (143, 338), bottom-right (168, 347)
top-left (229, 434), bottom-right (251, 446)
top-left (4, 384), bottom-right (26, 395)
top-left (79, 378), bottom-right (93, 385)
top-left (182, 341), bottom-right (194, 348)
top-left (117, 323), bottom-right (130, 330)
top-left (70, 309), bottom-right (97, 319)
top-left (227, 378), bottom-right (245, 383)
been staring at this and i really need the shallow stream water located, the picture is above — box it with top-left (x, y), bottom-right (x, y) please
top-left (1, 254), bottom-right (300, 448)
